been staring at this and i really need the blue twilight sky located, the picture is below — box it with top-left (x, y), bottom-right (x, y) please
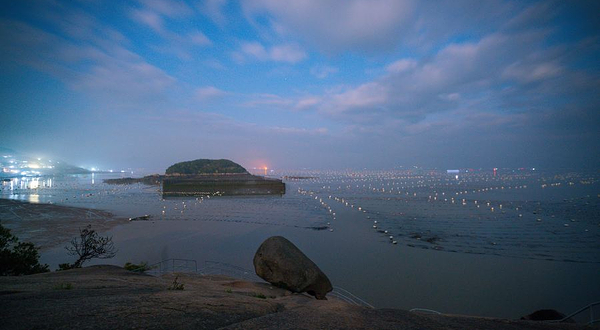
top-left (1, 0), bottom-right (599, 172)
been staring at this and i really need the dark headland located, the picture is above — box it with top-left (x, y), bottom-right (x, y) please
top-left (105, 159), bottom-right (285, 197)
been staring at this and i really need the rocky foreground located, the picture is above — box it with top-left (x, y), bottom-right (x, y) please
top-left (0, 265), bottom-right (585, 330)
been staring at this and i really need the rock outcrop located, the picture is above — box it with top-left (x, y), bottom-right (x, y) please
top-left (1, 266), bottom-right (586, 330)
top-left (520, 309), bottom-right (571, 322)
top-left (253, 236), bottom-right (333, 300)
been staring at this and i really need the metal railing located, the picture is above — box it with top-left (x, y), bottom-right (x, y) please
top-left (142, 258), bottom-right (198, 275)
top-left (331, 286), bottom-right (375, 308)
top-left (549, 301), bottom-right (600, 325)
top-left (407, 302), bottom-right (600, 325)
top-left (409, 308), bottom-right (443, 315)
top-left (136, 258), bottom-right (374, 308)
top-left (198, 260), bottom-right (263, 282)
top-left (131, 259), bottom-right (598, 321)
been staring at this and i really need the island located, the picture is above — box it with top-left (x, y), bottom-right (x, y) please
top-left (105, 159), bottom-right (285, 197)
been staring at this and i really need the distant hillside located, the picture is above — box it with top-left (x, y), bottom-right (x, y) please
top-left (51, 162), bottom-right (91, 174)
top-left (0, 147), bottom-right (90, 177)
top-left (166, 159), bottom-right (248, 175)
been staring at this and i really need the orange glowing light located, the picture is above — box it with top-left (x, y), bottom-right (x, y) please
top-left (247, 159), bottom-right (270, 176)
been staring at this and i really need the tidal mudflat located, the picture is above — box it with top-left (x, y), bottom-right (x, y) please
top-left (0, 198), bottom-right (127, 250)
top-left (1, 170), bottom-right (598, 318)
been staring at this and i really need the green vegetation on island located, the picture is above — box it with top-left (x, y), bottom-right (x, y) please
top-left (165, 159), bottom-right (248, 175)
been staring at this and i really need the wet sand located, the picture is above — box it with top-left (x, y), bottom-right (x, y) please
top-left (0, 198), bottom-right (128, 250)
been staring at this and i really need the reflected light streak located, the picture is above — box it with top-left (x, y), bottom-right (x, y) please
top-left (28, 194), bottom-right (39, 203)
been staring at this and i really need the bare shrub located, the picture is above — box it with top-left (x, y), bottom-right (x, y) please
top-left (64, 225), bottom-right (117, 268)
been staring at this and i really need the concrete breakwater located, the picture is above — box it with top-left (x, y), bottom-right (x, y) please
top-left (163, 174), bottom-right (285, 196)
top-left (105, 174), bottom-right (286, 197)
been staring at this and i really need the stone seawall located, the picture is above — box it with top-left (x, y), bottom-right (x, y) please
top-left (105, 174), bottom-right (286, 196)
top-left (162, 175), bottom-right (286, 196)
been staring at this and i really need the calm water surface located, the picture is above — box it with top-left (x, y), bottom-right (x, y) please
top-left (1, 170), bottom-right (599, 318)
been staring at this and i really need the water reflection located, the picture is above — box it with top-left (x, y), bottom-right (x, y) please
top-left (1, 177), bottom-right (55, 190)
top-left (1, 177), bottom-right (55, 203)
top-left (29, 194), bottom-right (39, 203)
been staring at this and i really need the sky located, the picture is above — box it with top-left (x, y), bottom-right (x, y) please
top-left (1, 0), bottom-right (599, 172)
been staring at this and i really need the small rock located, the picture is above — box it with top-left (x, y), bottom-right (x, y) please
top-left (520, 309), bottom-right (570, 322)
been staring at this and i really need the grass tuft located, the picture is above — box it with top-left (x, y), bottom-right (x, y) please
top-left (54, 283), bottom-right (73, 290)
top-left (167, 276), bottom-right (184, 291)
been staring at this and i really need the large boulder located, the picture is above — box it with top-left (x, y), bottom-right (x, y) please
top-left (253, 236), bottom-right (332, 300)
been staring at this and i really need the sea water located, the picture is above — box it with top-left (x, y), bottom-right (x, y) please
top-left (1, 170), bottom-right (599, 318)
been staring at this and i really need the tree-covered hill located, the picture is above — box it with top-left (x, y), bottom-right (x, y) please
top-left (165, 159), bottom-right (248, 175)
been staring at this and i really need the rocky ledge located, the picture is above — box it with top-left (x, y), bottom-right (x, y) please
top-left (0, 265), bottom-right (585, 330)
